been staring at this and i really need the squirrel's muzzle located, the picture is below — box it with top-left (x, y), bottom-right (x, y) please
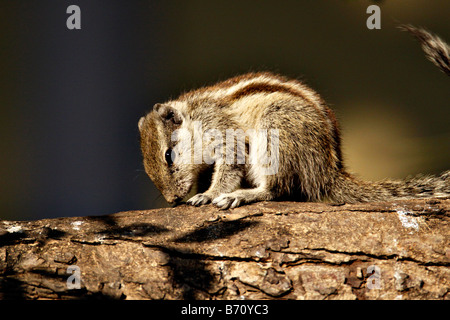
top-left (164, 193), bottom-right (183, 205)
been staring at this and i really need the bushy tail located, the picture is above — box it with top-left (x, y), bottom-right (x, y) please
top-left (399, 24), bottom-right (450, 76)
top-left (330, 170), bottom-right (450, 203)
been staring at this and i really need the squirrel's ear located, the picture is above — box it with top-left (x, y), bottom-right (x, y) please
top-left (153, 103), bottom-right (164, 113)
top-left (138, 116), bottom-right (145, 131)
top-left (154, 103), bottom-right (183, 125)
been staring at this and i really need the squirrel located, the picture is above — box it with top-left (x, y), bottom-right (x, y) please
top-left (138, 25), bottom-right (449, 209)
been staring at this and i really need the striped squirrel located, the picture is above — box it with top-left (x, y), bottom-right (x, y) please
top-left (139, 26), bottom-right (449, 209)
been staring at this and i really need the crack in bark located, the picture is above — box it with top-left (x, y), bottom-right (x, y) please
top-left (280, 247), bottom-right (449, 267)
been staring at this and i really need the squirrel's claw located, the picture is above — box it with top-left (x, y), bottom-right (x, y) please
top-left (187, 193), bottom-right (212, 206)
top-left (212, 194), bottom-right (242, 210)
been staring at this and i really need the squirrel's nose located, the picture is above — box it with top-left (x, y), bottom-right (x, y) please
top-left (165, 194), bottom-right (182, 205)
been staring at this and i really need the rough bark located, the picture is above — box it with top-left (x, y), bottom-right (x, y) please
top-left (0, 199), bottom-right (448, 300)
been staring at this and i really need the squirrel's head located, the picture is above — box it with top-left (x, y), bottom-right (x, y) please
top-left (138, 103), bottom-right (195, 204)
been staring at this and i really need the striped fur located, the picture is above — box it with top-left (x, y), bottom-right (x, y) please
top-left (140, 71), bottom-right (449, 208)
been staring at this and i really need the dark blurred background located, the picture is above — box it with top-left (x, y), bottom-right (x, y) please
top-left (0, 0), bottom-right (448, 220)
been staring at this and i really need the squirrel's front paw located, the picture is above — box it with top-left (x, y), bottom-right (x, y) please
top-left (187, 193), bottom-right (212, 206)
top-left (212, 193), bottom-right (243, 210)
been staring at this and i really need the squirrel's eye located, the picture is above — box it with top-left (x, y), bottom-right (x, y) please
top-left (165, 149), bottom-right (174, 166)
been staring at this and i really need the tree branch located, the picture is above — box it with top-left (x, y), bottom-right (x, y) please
top-left (1, 199), bottom-right (448, 299)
